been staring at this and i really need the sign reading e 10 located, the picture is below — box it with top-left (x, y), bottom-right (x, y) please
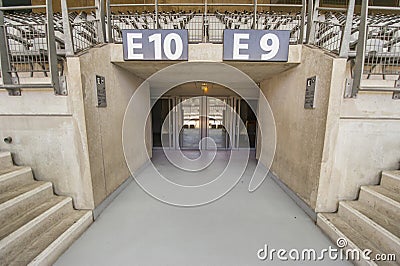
top-left (123, 29), bottom-right (188, 61)
top-left (223, 30), bottom-right (290, 61)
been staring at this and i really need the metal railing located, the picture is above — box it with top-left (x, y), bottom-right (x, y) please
top-left (1, 0), bottom-right (400, 98)
top-left (109, 13), bottom-right (147, 43)
top-left (0, 0), bottom-right (65, 96)
top-left (185, 14), bottom-right (203, 43)
top-left (61, 0), bottom-right (105, 56)
top-left (0, 0), bottom-right (308, 96)
top-left (2, 23), bottom-right (50, 74)
top-left (307, 0), bottom-right (355, 57)
top-left (256, 12), bottom-right (304, 44)
top-left (351, 2), bottom-right (400, 97)
top-left (362, 25), bottom-right (400, 78)
top-left (107, 11), bottom-right (306, 44)
top-left (106, 0), bottom-right (307, 44)
top-left (311, 20), bottom-right (344, 54)
top-left (306, 0), bottom-right (400, 97)
top-left (71, 19), bottom-right (100, 53)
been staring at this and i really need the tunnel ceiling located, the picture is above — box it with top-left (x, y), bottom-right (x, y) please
top-left (113, 61), bottom-right (299, 83)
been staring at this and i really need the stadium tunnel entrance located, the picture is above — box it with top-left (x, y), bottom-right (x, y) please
top-left (2, 1), bottom-right (400, 263)
top-left (115, 43), bottom-right (302, 165)
top-left (2, 42), bottom-right (358, 216)
top-left (151, 83), bottom-right (258, 151)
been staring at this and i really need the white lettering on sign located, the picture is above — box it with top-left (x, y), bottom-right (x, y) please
top-left (148, 33), bottom-right (184, 60)
top-left (127, 32), bottom-right (143, 59)
top-left (224, 30), bottom-right (289, 61)
top-left (125, 30), bottom-right (187, 61)
top-left (148, 33), bottom-right (162, 59)
top-left (260, 33), bottom-right (280, 60)
top-left (233, 33), bottom-right (249, 60)
top-left (232, 32), bottom-right (280, 60)
top-left (164, 33), bottom-right (183, 60)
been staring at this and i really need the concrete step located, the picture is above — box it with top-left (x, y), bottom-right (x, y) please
top-left (344, 201), bottom-right (400, 238)
top-left (317, 213), bottom-right (383, 266)
top-left (0, 167), bottom-right (34, 194)
top-left (360, 79), bottom-right (397, 89)
top-left (0, 197), bottom-right (73, 265)
top-left (338, 201), bottom-right (400, 256)
top-left (366, 186), bottom-right (400, 203)
top-left (0, 152), bottom-right (93, 265)
top-left (9, 210), bottom-right (92, 266)
top-left (0, 181), bottom-right (49, 205)
top-left (0, 152), bottom-right (13, 174)
top-left (27, 211), bottom-right (92, 266)
top-left (0, 181), bottom-right (53, 237)
top-left (359, 186), bottom-right (400, 222)
top-left (0, 166), bottom-right (21, 176)
top-left (0, 195), bottom-right (66, 240)
top-left (380, 171), bottom-right (400, 195)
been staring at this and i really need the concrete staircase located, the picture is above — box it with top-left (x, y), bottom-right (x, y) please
top-left (0, 151), bottom-right (92, 265)
top-left (318, 171), bottom-right (400, 266)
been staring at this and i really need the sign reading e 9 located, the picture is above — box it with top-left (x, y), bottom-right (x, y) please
top-left (223, 30), bottom-right (290, 61)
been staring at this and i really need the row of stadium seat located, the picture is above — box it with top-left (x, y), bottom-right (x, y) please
top-left (314, 12), bottom-right (400, 54)
top-left (109, 11), bottom-right (304, 43)
top-left (2, 10), bottom-right (400, 61)
top-left (216, 11), bottom-right (303, 43)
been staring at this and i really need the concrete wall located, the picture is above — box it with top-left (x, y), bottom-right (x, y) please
top-left (315, 67), bottom-right (400, 212)
top-left (0, 60), bottom-right (94, 209)
top-left (72, 45), bottom-right (149, 207)
top-left (261, 46), bottom-right (400, 213)
top-left (0, 44), bottom-right (149, 209)
top-left (2, 40), bottom-right (398, 214)
top-left (259, 45), bottom-right (346, 211)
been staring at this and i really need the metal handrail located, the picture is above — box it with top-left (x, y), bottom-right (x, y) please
top-left (2, 0), bottom-right (400, 99)
top-left (106, 0), bottom-right (307, 42)
top-left (62, 0), bottom-right (105, 55)
top-left (207, 3), bottom-right (253, 6)
top-left (308, 0), bottom-right (355, 58)
top-left (0, 0), bottom-right (65, 95)
top-left (316, 7), bottom-right (347, 12)
top-left (351, 2), bottom-right (400, 97)
top-left (68, 6), bottom-right (98, 11)
top-left (368, 6), bottom-right (400, 11)
top-left (110, 4), bottom-right (156, 7)
top-left (257, 4), bottom-right (303, 7)
top-left (0, 5), bottom-right (46, 10)
top-left (158, 3), bottom-right (204, 6)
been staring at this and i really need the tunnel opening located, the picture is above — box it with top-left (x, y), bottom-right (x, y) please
top-left (151, 82), bottom-right (257, 151)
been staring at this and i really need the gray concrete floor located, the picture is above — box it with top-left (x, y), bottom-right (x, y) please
top-left (56, 151), bottom-right (350, 266)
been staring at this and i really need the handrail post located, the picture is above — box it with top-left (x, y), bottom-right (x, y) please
top-left (339, 0), bottom-right (355, 58)
top-left (253, 0), bottom-right (257, 29)
top-left (0, 0), bottom-right (13, 93)
top-left (308, 0), bottom-right (319, 44)
top-left (95, 0), bottom-right (106, 43)
top-left (155, 0), bottom-right (159, 29)
top-left (46, 0), bottom-right (66, 95)
top-left (61, 0), bottom-right (74, 56)
top-left (305, 0), bottom-right (313, 43)
top-left (299, 0), bottom-right (306, 44)
top-left (106, 0), bottom-right (113, 43)
top-left (352, 0), bottom-right (368, 97)
top-left (204, 0), bottom-right (208, 42)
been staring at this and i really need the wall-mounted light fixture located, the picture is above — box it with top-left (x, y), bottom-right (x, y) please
top-left (201, 82), bottom-right (208, 93)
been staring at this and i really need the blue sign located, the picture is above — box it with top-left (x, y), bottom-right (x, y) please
top-left (123, 29), bottom-right (188, 61)
top-left (223, 30), bottom-right (290, 61)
